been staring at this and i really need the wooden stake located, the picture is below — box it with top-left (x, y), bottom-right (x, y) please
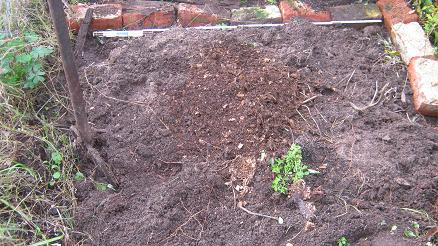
top-left (47, 0), bottom-right (92, 145)
top-left (74, 8), bottom-right (93, 58)
top-left (48, 0), bottom-right (119, 187)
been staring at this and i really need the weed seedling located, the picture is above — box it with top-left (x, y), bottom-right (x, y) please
top-left (338, 236), bottom-right (350, 246)
top-left (404, 221), bottom-right (421, 238)
top-left (271, 144), bottom-right (310, 194)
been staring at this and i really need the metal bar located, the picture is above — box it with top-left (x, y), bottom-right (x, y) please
top-left (47, 0), bottom-right (92, 144)
top-left (93, 19), bottom-right (383, 38)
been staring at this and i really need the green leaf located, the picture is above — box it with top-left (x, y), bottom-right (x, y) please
top-left (338, 236), bottom-right (350, 246)
top-left (24, 32), bottom-right (39, 43)
top-left (52, 171), bottom-right (61, 180)
top-left (30, 46), bottom-right (53, 59)
top-left (95, 182), bottom-right (109, 191)
top-left (51, 152), bottom-right (62, 165)
top-left (404, 229), bottom-right (417, 238)
top-left (412, 222), bottom-right (419, 229)
top-left (74, 172), bottom-right (85, 182)
top-left (6, 38), bottom-right (25, 48)
top-left (16, 54), bottom-right (32, 63)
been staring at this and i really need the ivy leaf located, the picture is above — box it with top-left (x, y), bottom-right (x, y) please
top-left (30, 46), bottom-right (53, 59)
top-left (16, 53), bottom-right (32, 63)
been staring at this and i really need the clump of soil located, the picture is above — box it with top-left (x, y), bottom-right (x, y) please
top-left (75, 20), bottom-right (437, 246)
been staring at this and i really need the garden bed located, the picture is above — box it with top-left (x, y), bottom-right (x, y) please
top-left (73, 19), bottom-right (437, 245)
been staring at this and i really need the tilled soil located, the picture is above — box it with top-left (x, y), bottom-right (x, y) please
top-left (75, 20), bottom-right (438, 245)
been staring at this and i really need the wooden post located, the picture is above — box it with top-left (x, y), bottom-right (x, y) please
top-left (47, 0), bottom-right (92, 145)
top-left (74, 8), bottom-right (93, 58)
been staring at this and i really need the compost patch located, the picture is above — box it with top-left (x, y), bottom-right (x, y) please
top-left (75, 20), bottom-right (438, 245)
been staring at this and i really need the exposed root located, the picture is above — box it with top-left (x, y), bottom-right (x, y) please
top-left (350, 81), bottom-right (389, 111)
top-left (237, 202), bottom-right (283, 224)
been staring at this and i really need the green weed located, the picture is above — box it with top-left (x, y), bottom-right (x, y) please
top-left (414, 0), bottom-right (438, 53)
top-left (338, 236), bottom-right (350, 246)
top-left (0, 33), bottom-right (53, 89)
top-left (266, 0), bottom-right (277, 5)
top-left (271, 144), bottom-right (310, 194)
top-left (404, 221), bottom-right (420, 238)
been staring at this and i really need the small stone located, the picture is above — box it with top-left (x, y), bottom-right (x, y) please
top-left (382, 135), bottom-right (391, 141)
top-left (394, 177), bottom-right (411, 188)
top-left (238, 143), bottom-right (244, 149)
top-left (330, 4), bottom-right (382, 21)
top-left (408, 57), bottom-right (438, 116)
top-left (231, 5), bottom-right (282, 24)
top-left (390, 22), bottom-right (434, 65)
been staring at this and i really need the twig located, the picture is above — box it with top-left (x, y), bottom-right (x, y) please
top-left (301, 105), bottom-right (322, 136)
top-left (344, 69), bottom-right (356, 92)
top-left (238, 203), bottom-right (283, 224)
top-left (301, 95), bottom-right (319, 104)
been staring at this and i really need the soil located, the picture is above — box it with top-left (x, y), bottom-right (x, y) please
top-left (74, 19), bottom-right (438, 245)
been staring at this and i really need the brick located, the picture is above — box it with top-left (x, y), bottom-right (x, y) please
top-left (68, 4), bottom-right (123, 32)
top-left (122, 1), bottom-right (175, 29)
top-left (376, 0), bottom-right (418, 31)
top-left (390, 22), bottom-right (434, 65)
top-left (330, 4), bottom-right (382, 21)
top-left (279, 1), bottom-right (331, 23)
top-left (177, 3), bottom-right (230, 27)
top-left (408, 57), bottom-right (438, 116)
top-left (231, 5), bottom-right (282, 24)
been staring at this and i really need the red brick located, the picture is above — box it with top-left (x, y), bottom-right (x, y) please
top-left (67, 4), bottom-right (123, 33)
top-left (122, 2), bottom-right (175, 29)
top-left (376, 0), bottom-right (418, 32)
top-left (408, 57), bottom-right (438, 116)
top-left (279, 1), bottom-right (331, 23)
top-left (177, 3), bottom-right (230, 27)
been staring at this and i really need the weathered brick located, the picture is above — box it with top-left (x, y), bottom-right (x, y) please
top-left (408, 57), bottom-right (438, 116)
top-left (122, 1), bottom-right (175, 29)
top-left (177, 3), bottom-right (230, 27)
top-left (231, 5), bottom-right (282, 24)
top-left (376, 0), bottom-right (418, 31)
top-left (330, 4), bottom-right (382, 21)
top-left (68, 4), bottom-right (123, 32)
top-left (390, 22), bottom-right (434, 65)
top-left (279, 1), bottom-right (331, 23)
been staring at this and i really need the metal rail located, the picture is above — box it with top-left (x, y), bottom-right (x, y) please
top-left (93, 20), bottom-right (383, 38)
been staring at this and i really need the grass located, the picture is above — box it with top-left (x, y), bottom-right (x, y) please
top-left (1, 0), bottom-right (82, 244)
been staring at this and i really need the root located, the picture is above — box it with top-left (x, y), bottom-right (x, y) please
top-left (70, 126), bottom-right (119, 188)
top-left (237, 202), bottom-right (283, 224)
top-left (350, 81), bottom-right (389, 111)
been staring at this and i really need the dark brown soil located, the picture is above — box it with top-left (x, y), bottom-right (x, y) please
top-left (75, 20), bottom-right (438, 246)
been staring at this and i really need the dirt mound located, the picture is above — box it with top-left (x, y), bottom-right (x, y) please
top-left (75, 20), bottom-right (438, 245)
